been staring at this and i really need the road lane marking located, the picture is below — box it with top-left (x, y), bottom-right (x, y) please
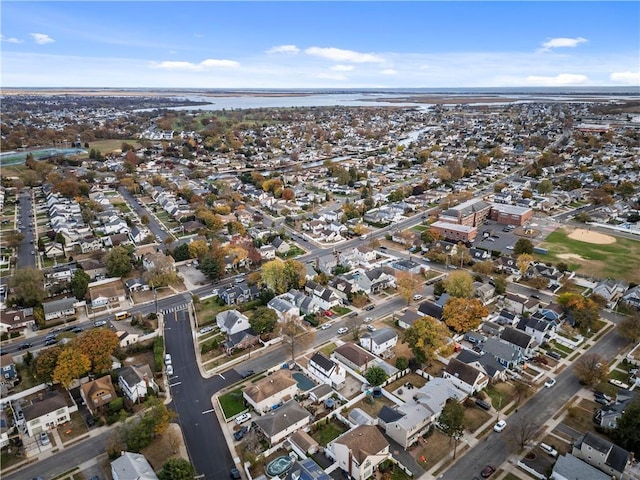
top-left (169, 381), bottom-right (182, 387)
top-left (219, 374), bottom-right (225, 380)
top-left (202, 409), bottom-right (215, 414)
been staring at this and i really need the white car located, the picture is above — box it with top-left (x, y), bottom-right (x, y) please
top-left (493, 420), bottom-right (507, 432)
top-left (94, 320), bottom-right (107, 327)
top-left (199, 326), bottom-right (214, 335)
top-left (39, 431), bottom-right (50, 445)
top-left (235, 412), bottom-right (252, 425)
top-left (165, 353), bottom-right (172, 366)
top-left (320, 323), bottom-right (332, 330)
top-left (609, 379), bottom-right (630, 389)
top-left (413, 294), bottom-right (423, 301)
top-left (364, 317), bottom-right (373, 323)
top-left (544, 378), bottom-right (556, 388)
top-left (337, 327), bottom-right (349, 334)
top-left (166, 364), bottom-right (174, 376)
top-left (506, 246), bottom-right (514, 250)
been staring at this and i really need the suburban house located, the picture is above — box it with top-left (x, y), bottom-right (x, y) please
top-left (216, 309), bottom-right (251, 335)
top-left (442, 358), bottom-right (489, 395)
top-left (516, 314), bottom-right (557, 345)
top-left (219, 282), bottom-right (261, 305)
top-left (80, 375), bottom-right (117, 415)
top-left (252, 399), bottom-right (311, 446)
top-left (551, 454), bottom-right (611, 480)
top-left (0, 309), bottom-right (35, 334)
top-left (243, 370), bottom-right (299, 414)
top-left (480, 338), bottom-right (523, 369)
top-left (87, 278), bottom-right (127, 310)
top-left (622, 285), bottom-right (640, 309)
top-left (267, 295), bottom-right (301, 321)
top-left (377, 378), bottom-right (465, 449)
top-left (572, 432), bottom-right (630, 480)
top-left (499, 327), bottom-right (536, 358)
top-left (396, 309), bottom-right (423, 330)
top-left (456, 349), bottom-right (507, 382)
top-left (417, 294), bottom-right (450, 321)
top-left (111, 451), bottom-right (158, 480)
top-left (42, 297), bottom-right (77, 322)
top-left (305, 281), bottom-right (341, 311)
top-left (116, 364), bottom-right (158, 403)
top-left (271, 237), bottom-right (291, 255)
top-left (259, 245), bottom-right (277, 260)
top-left (22, 391), bottom-right (72, 436)
top-left (504, 292), bottom-right (539, 315)
top-left (224, 329), bottom-right (259, 354)
top-left (329, 425), bottom-right (390, 480)
top-left (44, 242), bottom-right (65, 258)
top-left (0, 353), bottom-right (18, 389)
top-left (359, 328), bottom-right (398, 357)
top-left (307, 352), bottom-right (346, 390)
top-left (332, 343), bottom-right (377, 372)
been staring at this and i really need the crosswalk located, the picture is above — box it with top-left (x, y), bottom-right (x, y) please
top-left (161, 304), bottom-right (188, 315)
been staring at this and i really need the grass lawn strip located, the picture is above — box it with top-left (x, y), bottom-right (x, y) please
top-left (218, 388), bottom-right (247, 419)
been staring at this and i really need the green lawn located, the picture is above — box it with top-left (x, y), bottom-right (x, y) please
top-left (539, 228), bottom-right (640, 284)
top-left (310, 419), bottom-right (349, 446)
top-left (218, 389), bottom-right (246, 419)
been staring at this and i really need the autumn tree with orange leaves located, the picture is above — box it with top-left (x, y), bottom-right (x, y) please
top-left (442, 297), bottom-right (488, 333)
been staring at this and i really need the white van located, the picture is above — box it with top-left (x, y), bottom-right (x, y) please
top-left (539, 443), bottom-right (558, 457)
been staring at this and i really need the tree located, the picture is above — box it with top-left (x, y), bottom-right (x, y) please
top-left (443, 270), bottom-right (474, 298)
top-left (277, 315), bottom-right (314, 365)
top-left (104, 245), bottom-right (133, 277)
top-left (516, 253), bottom-right (533, 275)
top-left (619, 316), bottom-right (640, 343)
top-left (140, 214), bottom-right (150, 225)
top-left (395, 357), bottom-right (409, 370)
top-left (574, 353), bottom-right (608, 386)
top-left (513, 380), bottom-right (533, 404)
top-left (346, 313), bottom-right (366, 341)
top-left (397, 271), bottom-right (423, 305)
top-left (188, 239), bottom-right (209, 259)
top-left (33, 345), bottom-right (63, 382)
top-left (8, 267), bottom-right (45, 307)
top-left (172, 243), bottom-right (191, 262)
top-left (200, 252), bottom-right (224, 281)
top-left (144, 255), bottom-right (180, 288)
top-left (472, 260), bottom-right (495, 276)
top-left (5, 230), bottom-right (24, 248)
top-left (261, 259), bottom-right (289, 293)
top-left (513, 238), bottom-right (534, 255)
top-left (402, 315), bottom-right (450, 364)
top-left (250, 307), bottom-right (278, 336)
top-left (53, 348), bottom-right (91, 388)
top-left (70, 268), bottom-right (90, 300)
top-left (558, 293), bottom-right (600, 333)
top-left (613, 396), bottom-right (640, 455)
top-left (364, 366), bottom-right (388, 386)
top-left (72, 329), bottom-right (120, 373)
top-left (438, 399), bottom-right (466, 458)
top-left (158, 459), bottom-right (195, 480)
top-left (537, 179), bottom-right (554, 194)
top-left (509, 416), bottom-right (539, 451)
top-left (442, 297), bottom-right (488, 333)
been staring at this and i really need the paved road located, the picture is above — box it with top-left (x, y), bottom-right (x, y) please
top-left (16, 190), bottom-right (37, 269)
top-left (440, 326), bottom-right (628, 480)
top-left (118, 187), bottom-right (170, 241)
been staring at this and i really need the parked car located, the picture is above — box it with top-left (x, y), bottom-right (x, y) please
top-left (413, 294), bottom-right (423, 301)
top-left (365, 304), bottom-right (375, 311)
top-left (320, 323), bottom-right (332, 330)
top-left (94, 320), bottom-right (107, 327)
top-left (44, 338), bottom-right (57, 346)
top-left (165, 354), bottom-right (172, 365)
top-left (366, 325), bottom-right (376, 332)
top-left (493, 420), bottom-right (507, 432)
top-left (546, 351), bottom-right (562, 360)
top-left (539, 442), bottom-right (558, 457)
top-left (324, 310), bottom-right (333, 317)
top-left (240, 370), bottom-right (255, 378)
top-left (364, 317), bottom-right (373, 323)
top-left (199, 326), bottom-right (214, 335)
top-left (233, 426), bottom-right (249, 441)
top-left (72, 327), bottom-right (83, 334)
top-left (481, 465), bottom-right (495, 478)
top-left (609, 379), bottom-right (630, 389)
top-left (235, 412), bottom-right (252, 425)
top-left (544, 378), bottom-right (556, 388)
top-left (337, 327), bottom-right (349, 334)
top-left (166, 364), bottom-right (174, 376)
top-left (39, 432), bottom-right (50, 445)
top-left (18, 342), bottom-right (32, 350)
top-left (230, 468), bottom-right (241, 480)
top-left (475, 399), bottom-right (491, 411)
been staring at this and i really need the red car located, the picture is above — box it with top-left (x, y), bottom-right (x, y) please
top-left (481, 465), bottom-right (495, 478)
top-left (324, 310), bottom-right (333, 317)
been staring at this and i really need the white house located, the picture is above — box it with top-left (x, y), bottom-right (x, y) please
top-left (216, 309), bottom-right (251, 335)
top-left (242, 370), bottom-right (299, 414)
top-left (111, 452), bottom-right (158, 480)
top-left (42, 297), bottom-right (77, 321)
top-left (442, 358), bottom-right (489, 395)
top-left (307, 352), bottom-right (346, 390)
top-left (359, 328), bottom-right (398, 357)
top-left (22, 391), bottom-right (72, 437)
top-left (252, 400), bottom-right (311, 446)
top-left (267, 295), bottom-right (300, 321)
top-left (329, 425), bottom-right (390, 480)
top-left (116, 364), bottom-right (158, 403)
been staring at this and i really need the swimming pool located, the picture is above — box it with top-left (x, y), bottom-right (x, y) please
top-left (292, 372), bottom-right (316, 391)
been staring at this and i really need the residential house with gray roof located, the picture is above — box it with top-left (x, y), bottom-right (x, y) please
top-left (42, 297), bottom-right (77, 321)
top-left (359, 328), bottom-right (398, 357)
top-left (479, 337), bottom-right (522, 369)
top-left (551, 454), bottom-right (611, 480)
top-left (572, 432), bottom-right (630, 480)
top-left (442, 357), bottom-right (489, 395)
top-left (253, 400), bottom-right (310, 445)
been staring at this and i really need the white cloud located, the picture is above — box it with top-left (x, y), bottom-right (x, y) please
top-left (331, 64), bottom-right (354, 72)
top-left (305, 46), bottom-right (384, 63)
top-left (266, 45), bottom-right (300, 55)
top-left (1, 35), bottom-right (23, 44)
top-left (152, 58), bottom-right (239, 71)
top-left (525, 73), bottom-right (589, 86)
top-left (316, 72), bottom-right (348, 81)
top-left (539, 37), bottom-right (587, 52)
top-left (30, 33), bottom-right (54, 45)
top-left (381, 69), bottom-right (397, 75)
top-left (610, 71), bottom-right (640, 85)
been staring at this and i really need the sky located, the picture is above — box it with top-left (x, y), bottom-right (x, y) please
top-left (1, 1), bottom-right (639, 89)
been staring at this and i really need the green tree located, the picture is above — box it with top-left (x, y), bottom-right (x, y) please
top-left (364, 366), bottom-right (388, 386)
top-left (438, 399), bottom-right (466, 458)
top-left (250, 307), bottom-right (278, 335)
top-left (613, 396), bottom-right (640, 455)
top-left (70, 268), bottom-right (91, 300)
top-left (402, 315), bottom-right (450, 364)
top-left (513, 238), bottom-right (534, 255)
top-left (104, 245), bottom-right (133, 277)
top-left (200, 253), bottom-right (224, 281)
top-left (537, 179), bottom-right (554, 194)
top-left (395, 357), bottom-right (409, 370)
top-left (8, 267), bottom-right (46, 307)
top-left (172, 243), bottom-right (191, 262)
top-left (443, 270), bottom-right (474, 298)
top-left (158, 459), bottom-right (195, 480)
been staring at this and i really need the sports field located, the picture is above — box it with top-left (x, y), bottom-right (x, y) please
top-left (538, 227), bottom-right (640, 284)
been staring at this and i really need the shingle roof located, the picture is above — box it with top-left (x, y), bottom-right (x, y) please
top-left (243, 370), bottom-right (297, 403)
top-left (333, 425), bottom-right (388, 463)
top-left (378, 405), bottom-right (404, 423)
top-left (253, 400), bottom-right (310, 437)
top-left (310, 352), bottom-right (335, 372)
top-left (22, 391), bottom-right (68, 422)
top-left (333, 343), bottom-right (375, 367)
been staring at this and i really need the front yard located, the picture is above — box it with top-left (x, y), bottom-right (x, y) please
top-left (218, 388), bottom-right (247, 419)
top-left (415, 429), bottom-right (454, 470)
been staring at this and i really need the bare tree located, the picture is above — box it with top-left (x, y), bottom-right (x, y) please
top-left (277, 314), bottom-right (315, 365)
top-left (574, 353), bottom-right (609, 387)
top-left (509, 416), bottom-right (539, 451)
top-left (346, 314), bottom-right (365, 341)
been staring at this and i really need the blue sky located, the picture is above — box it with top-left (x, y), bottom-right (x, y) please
top-left (2, 1), bottom-right (639, 88)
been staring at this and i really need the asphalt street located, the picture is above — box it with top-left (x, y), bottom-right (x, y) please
top-left (16, 190), bottom-right (37, 269)
top-left (118, 187), bottom-right (170, 241)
